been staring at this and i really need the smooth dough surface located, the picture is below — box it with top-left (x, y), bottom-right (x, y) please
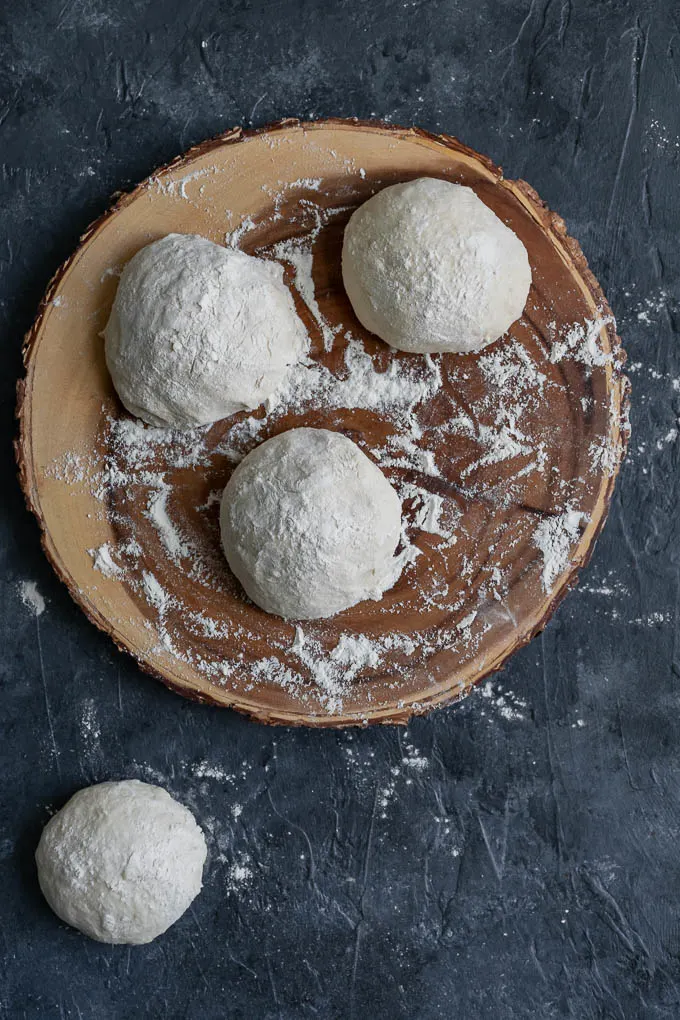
top-left (342, 177), bottom-right (532, 354)
top-left (35, 780), bottom-right (207, 944)
top-left (220, 427), bottom-right (403, 619)
top-left (104, 233), bottom-right (308, 428)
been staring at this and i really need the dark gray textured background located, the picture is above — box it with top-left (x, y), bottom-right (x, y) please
top-left (1, 0), bottom-right (679, 1017)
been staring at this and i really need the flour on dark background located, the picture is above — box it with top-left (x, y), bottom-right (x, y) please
top-left (1, 1), bottom-right (680, 1017)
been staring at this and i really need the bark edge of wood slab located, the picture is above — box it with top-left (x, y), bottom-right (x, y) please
top-left (16, 118), bottom-right (630, 727)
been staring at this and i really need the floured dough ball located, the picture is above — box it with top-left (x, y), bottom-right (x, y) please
top-left (35, 780), bottom-right (207, 944)
top-left (342, 177), bottom-right (532, 355)
top-left (220, 427), bottom-right (403, 619)
top-left (104, 233), bottom-right (308, 428)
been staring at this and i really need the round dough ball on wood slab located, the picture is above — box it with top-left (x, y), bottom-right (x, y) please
top-left (220, 427), bottom-right (403, 620)
top-left (104, 233), bottom-right (308, 428)
top-left (342, 177), bottom-right (531, 354)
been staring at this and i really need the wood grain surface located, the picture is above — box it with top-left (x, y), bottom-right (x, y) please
top-left (16, 119), bottom-right (629, 726)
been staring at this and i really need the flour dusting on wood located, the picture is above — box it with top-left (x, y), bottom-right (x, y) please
top-left (43, 184), bottom-right (626, 716)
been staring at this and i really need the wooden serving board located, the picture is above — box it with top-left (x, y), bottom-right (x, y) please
top-left (16, 119), bottom-right (629, 727)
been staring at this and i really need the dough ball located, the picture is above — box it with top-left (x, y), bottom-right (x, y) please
top-left (220, 427), bottom-right (402, 619)
top-left (104, 233), bottom-right (308, 428)
top-left (342, 177), bottom-right (532, 355)
top-left (35, 780), bottom-right (207, 944)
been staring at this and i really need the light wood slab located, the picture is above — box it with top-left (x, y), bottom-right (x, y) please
top-left (16, 119), bottom-right (629, 726)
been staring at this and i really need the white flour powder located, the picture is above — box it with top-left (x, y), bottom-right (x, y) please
top-left (18, 580), bottom-right (46, 617)
top-left (89, 544), bottom-right (122, 577)
top-left (549, 316), bottom-right (614, 369)
top-left (534, 510), bottom-right (585, 592)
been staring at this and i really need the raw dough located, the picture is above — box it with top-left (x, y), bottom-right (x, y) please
top-left (35, 780), bottom-right (207, 944)
top-left (220, 427), bottom-right (403, 619)
top-left (342, 177), bottom-right (532, 354)
top-left (104, 233), bottom-right (308, 428)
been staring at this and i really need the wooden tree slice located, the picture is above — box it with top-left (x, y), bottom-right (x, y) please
top-left (16, 119), bottom-right (629, 727)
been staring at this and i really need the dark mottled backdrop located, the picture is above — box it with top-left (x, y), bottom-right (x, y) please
top-left (1, 1), bottom-right (679, 1017)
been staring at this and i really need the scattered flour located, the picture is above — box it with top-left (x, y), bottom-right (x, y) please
top-left (647, 120), bottom-right (680, 153)
top-left (479, 679), bottom-right (528, 721)
top-left (457, 610), bottom-right (478, 633)
top-left (630, 611), bottom-right (672, 627)
top-left (225, 855), bottom-right (253, 892)
top-left (633, 289), bottom-right (669, 323)
top-left (461, 423), bottom-right (531, 476)
top-left (533, 510), bottom-right (585, 593)
top-left (331, 633), bottom-right (382, 671)
top-left (549, 316), bottom-right (614, 369)
top-left (378, 740), bottom-right (429, 819)
top-left (45, 450), bottom-right (87, 485)
top-left (79, 698), bottom-right (101, 741)
top-left (18, 580), bottom-right (46, 617)
top-left (657, 428), bottom-right (678, 450)
top-left (272, 237), bottom-right (336, 351)
top-left (146, 485), bottom-right (192, 562)
top-left (225, 215), bottom-right (256, 249)
top-left (378, 433), bottom-right (442, 478)
top-left (412, 491), bottom-right (453, 539)
top-left (142, 572), bottom-right (170, 613)
top-left (288, 630), bottom-right (384, 713)
top-left (149, 164), bottom-right (220, 201)
top-left (579, 571), bottom-right (629, 599)
top-left (88, 544), bottom-right (123, 577)
top-left (191, 761), bottom-right (231, 781)
top-left (443, 337), bottom-right (550, 491)
top-left (402, 742), bottom-right (429, 769)
top-left (479, 340), bottom-right (546, 395)
top-left (287, 177), bottom-right (323, 191)
top-left (270, 335), bottom-right (442, 423)
top-left (109, 416), bottom-right (209, 470)
top-left (588, 437), bottom-right (620, 477)
top-left (215, 415), bottom-right (265, 462)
